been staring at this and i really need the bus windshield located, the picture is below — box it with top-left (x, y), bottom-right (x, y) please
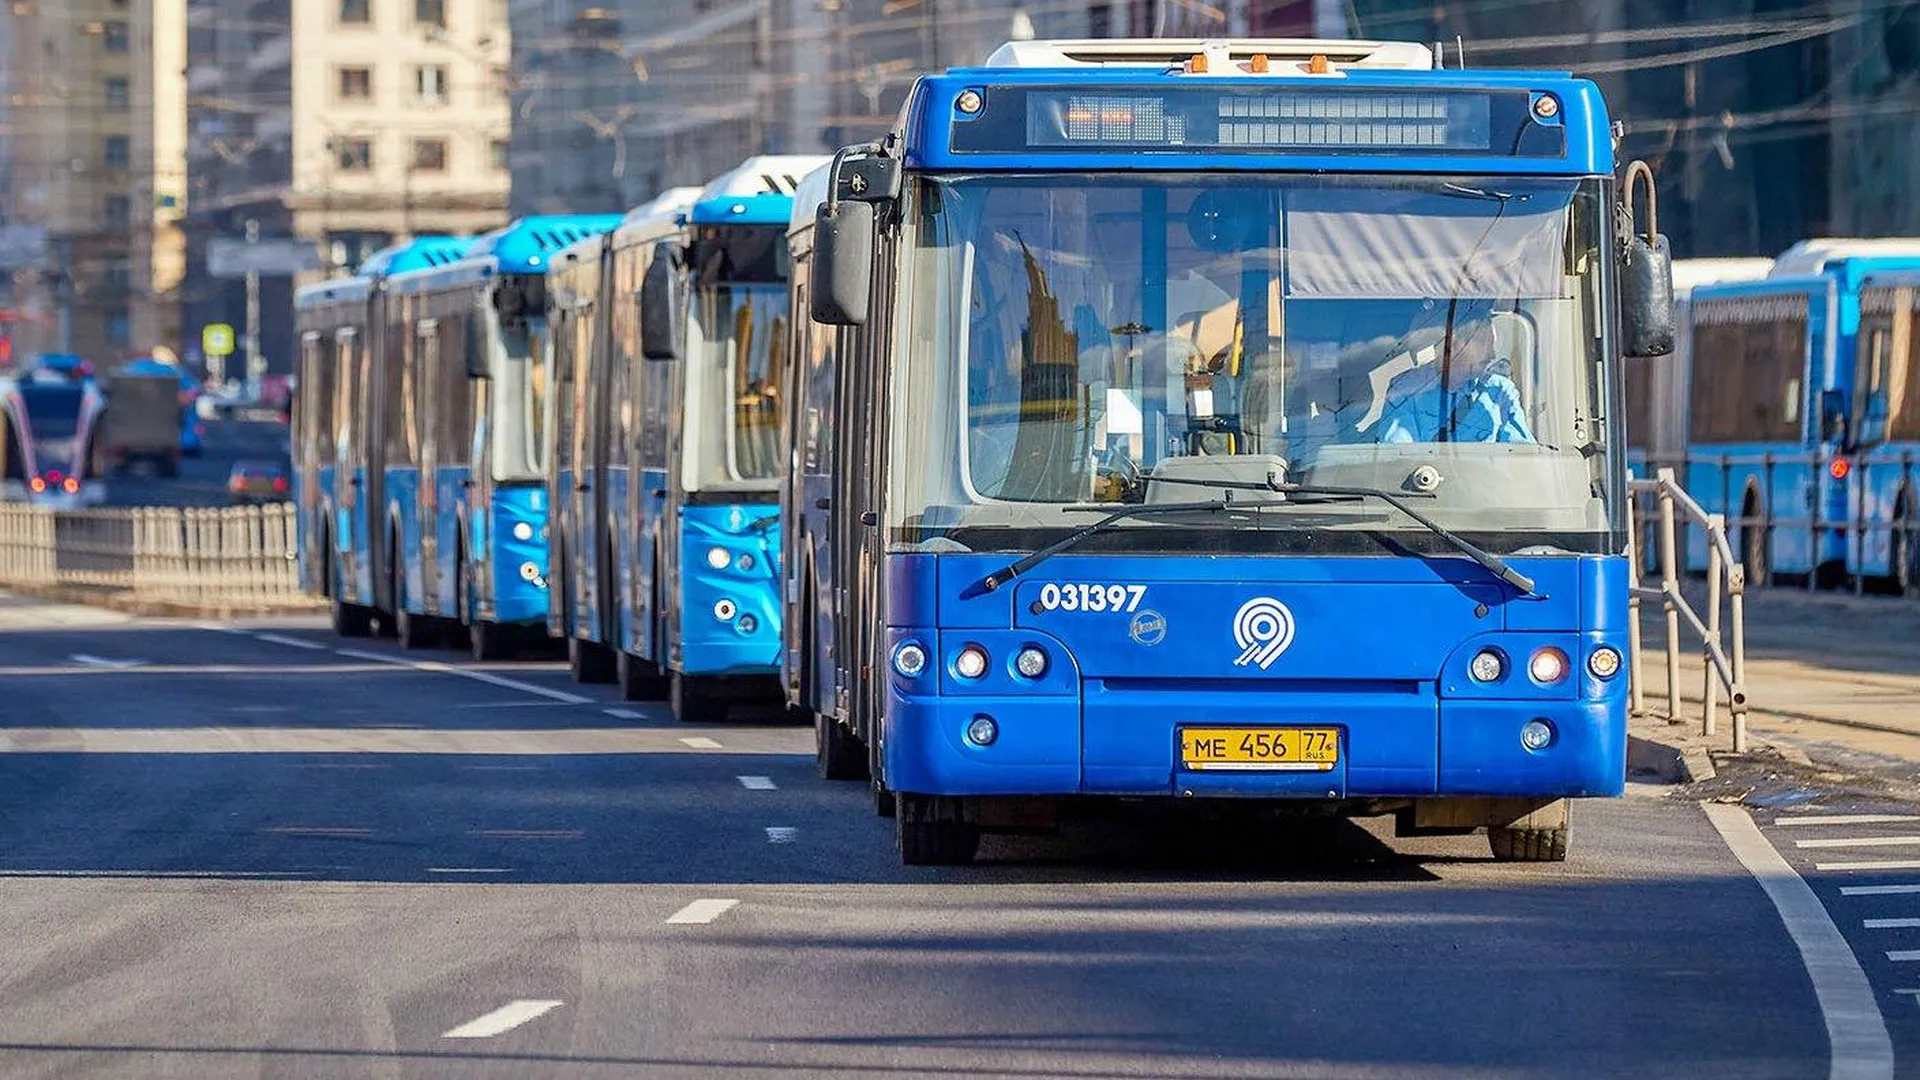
top-left (690, 282), bottom-right (788, 489)
top-left (491, 312), bottom-right (550, 482)
top-left (889, 172), bottom-right (1621, 557)
top-left (22, 387), bottom-right (84, 441)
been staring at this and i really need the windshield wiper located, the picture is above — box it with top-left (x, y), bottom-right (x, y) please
top-left (960, 499), bottom-right (1257, 599)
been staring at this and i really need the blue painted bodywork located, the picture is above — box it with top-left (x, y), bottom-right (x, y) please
top-left (678, 503), bottom-right (783, 675)
top-left (484, 483), bottom-right (550, 624)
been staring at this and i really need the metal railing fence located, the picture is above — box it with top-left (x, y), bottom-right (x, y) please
top-left (1628, 467), bottom-right (1751, 751)
top-left (0, 502), bottom-right (304, 609)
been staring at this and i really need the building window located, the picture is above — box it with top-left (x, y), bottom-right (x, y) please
top-left (415, 0), bottom-right (445, 28)
top-left (103, 135), bottom-right (130, 168)
top-left (108, 309), bottom-right (131, 348)
top-left (490, 138), bottom-right (508, 170)
top-left (414, 64), bottom-right (448, 104)
top-left (101, 21), bottom-right (129, 52)
top-left (104, 195), bottom-right (132, 226)
top-left (336, 137), bottom-right (373, 171)
top-left (338, 66), bottom-right (372, 100)
top-left (340, 0), bottom-right (371, 22)
top-left (411, 138), bottom-right (447, 172)
top-left (104, 77), bottom-right (130, 110)
top-left (104, 261), bottom-right (132, 294)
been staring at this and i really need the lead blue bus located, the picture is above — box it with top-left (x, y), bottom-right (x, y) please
top-left (294, 235), bottom-right (472, 638)
top-left (548, 156), bottom-right (828, 721)
top-left (785, 38), bottom-right (1674, 864)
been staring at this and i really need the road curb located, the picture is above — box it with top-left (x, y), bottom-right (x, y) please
top-left (0, 582), bottom-right (324, 619)
top-left (1627, 733), bottom-right (1718, 784)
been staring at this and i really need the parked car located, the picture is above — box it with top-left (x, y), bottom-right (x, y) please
top-left (228, 459), bottom-right (290, 505)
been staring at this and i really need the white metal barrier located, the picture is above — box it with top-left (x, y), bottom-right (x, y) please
top-left (1628, 467), bottom-right (1751, 751)
top-left (0, 502), bottom-right (304, 609)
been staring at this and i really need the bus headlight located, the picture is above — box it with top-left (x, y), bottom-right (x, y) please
top-left (954, 645), bottom-right (989, 680)
top-left (737, 613), bottom-right (757, 634)
top-left (1528, 647), bottom-right (1570, 684)
top-left (1588, 646), bottom-right (1622, 679)
top-left (713, 598), bottom-right (737, 621)
top-left (966, 715), bottom-right (998, 746)
top-left (512, 522), bottom-right (534, 541)
top-left (892, 642), bottom-right (928, 677)
top-left (1521, 719), bottom-right (1556, 751)
top-left (1014, 646), bottom-right (1048, 679)
top-left (706, 546), bottom-right (731, 570)
top-left (1468, 649), bottom-right (1505, 683)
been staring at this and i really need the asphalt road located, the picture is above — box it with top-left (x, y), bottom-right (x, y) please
top-left (0, 593), bottom-right (1911, 1078)
top-left (101, 416), bottom-right (288, 508)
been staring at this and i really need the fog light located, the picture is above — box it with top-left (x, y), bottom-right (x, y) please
top-left (955, 645), bottom-right (988, 679)
top-left (892, 642), bottom-right (927, 677)
top-left (1014, 646), bottom-right (1048, 678)
top-left (1521, 719), bottom-right (1556, 751)
top-left (61, 478), bottom-right (79, 494)
top-left (738, 552), bottom-right (755, 571)
top-left (1469, 648), bottom-right (1504, 683)
top-left (512, 521), bottom-right (534, 541)
top-left (706, 546), bottom-right (731, 570)
top-left (737, 613), bottom-right (757, 634)
top-left (1588, 645), bottom-right (1622, 679)
top-left (966, 715), bottom-right (998, 746)
top-left (518, 561), bottom-right (540, 581)
top-left (713, 598), bottom-right (737, 621)
top-left (1529, 646), bottom-right (1570, 684)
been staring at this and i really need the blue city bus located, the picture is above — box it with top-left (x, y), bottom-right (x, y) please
top-left (785, 38), bottom-right (1674, 864)
top-left (1662, 241), bottom-right (1920, 586)
top-left (550, 156), bottom-right (827, 722)
top-left (373, 216), bottom-right (621, 656)
top-left (293, 235), bottom-right (471, 637)
top-left (1839, 267), bottom-right (1920, 592)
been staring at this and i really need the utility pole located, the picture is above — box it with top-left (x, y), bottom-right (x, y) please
top-left (242, 217), bottom-right (259, 393)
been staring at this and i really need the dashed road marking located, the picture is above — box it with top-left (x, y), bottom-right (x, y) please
top-left (1815, 860), bottom-right (1920, 872)
top-left (1777, 815), bottom-right (1920, 828)
top-left (737, 775), bottom-right (776, 790)
top-left (426, 867), bottom-right (512, 875)
top-left (261, 826), bottom-right (373, 837)
top-left (1798, 836), bottom-right (1920, 849)
top-left (679, 736), bottom-right (723, 750)
top-left (1704, 802), bottom-right (1893, 1080)
top-left (467, 829), bottom-right (583, 840)
top-left (1864, 919), bottom-right (1920, 929)
top-left (335, 648), bottom-right (592, 705)
top-left (665, 898), bottom-right (738, 925)
top-left (252, 632), bottom-right (326, 651)
top-left (604, 708), bottom-right (643, 719)
top-left (1844, 884), bottom-right (1920, 897)
top-left (1889, 951), bottom-right (1920, 963)
top-left (765, 826), bottom-right (797, 843)
top-left (68, 654), bottom-right (146, 669)
top-left (442, 999), bottom-right (564, 1039)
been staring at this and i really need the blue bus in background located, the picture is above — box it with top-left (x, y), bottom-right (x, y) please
top-left (1652, 241), bottom-right (1920, 587)
top-left (294, 236), bottom-right (472, 638)
top-left (549, 155), bottom-right (827, 721)
top-left (1839, 266), bottom-right (1920, 592)
top-left (787, 38), bottom-right (1673, 864)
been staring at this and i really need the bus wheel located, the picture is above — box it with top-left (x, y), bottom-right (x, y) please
top-left (873, 784), bottom-right (897, 819)
top-left (670, 673), bottom-right (726, 722)
top-left (330, 598), bottom-right (374, 638)
top-left (470, 619), bottom-right (514, 662)
top-left (1488, 823), bottom-right (1570, 863)
top-left (1741, 495), bottom-right (1770, 589)
top-left (617, 650), bottom-right (669, 702)
top-left (568, 638), bottom-right (617, 684)
top-left (897, 795), bottom-right (978, 866)
top-left (1895, 510), bottom-right (1919, 597)
top-left (815, 713), bottom-right (868, 782)
top-left (393, 562), bottom-right (438, 650)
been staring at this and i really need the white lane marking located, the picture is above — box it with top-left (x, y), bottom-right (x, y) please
top-left (603, 708), bottom-right (643, 719)
top-left (1844, 884), bottom-right (1920, 897)
top-left (460, 765), bottom-right (543, 771)
top-left (68, 654), bottom-right (146, 669)
top-left (252, 633), bottom-right (326, 651)
top-left (1865, 919), bottom-right (1920, 929)
top-left (665, 898), bottom-right (738, 925)
top-left (1889, 952), bottom-right (1920, 962)
top-left (335, 648), bottom-right (592, 705)
top-left (426, 867), bottom-right (512, 875)
top-left (1816, 860), bottom-right (1920, 872)
top-left (441, 1000), bottom-right (564, 1040)
top-left (738, 775), bottom-right (776, 790)
top-left (1799, 837), bottom-right (1920, 850)
top-left (261, 826), bottom-right (373, 837)
top-left (1704, 802), bottom-right (1893, 1080)
top-left (0, 868), bottom-right (312, 878)
top-left (467, 829), bottom-right (583, 840)
top-left (1779, 816), bottom-right (1920, 828)
top-left (679, 736), bottom-right (723, 750)
top-left (765, 826), bottom-right (797, 843)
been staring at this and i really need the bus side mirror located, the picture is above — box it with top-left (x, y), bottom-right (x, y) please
top-left (465, 322), bottom-right (490, 380)
top-left (640, 244), bottom-right (681, 361)
top-left (811, 200), bottom-right (874, 327)
top-left (1619, 232), bottom-right (1675, 359)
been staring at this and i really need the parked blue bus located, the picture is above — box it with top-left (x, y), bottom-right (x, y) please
top-left (549, 155), bottom-right (828, 722)
top-left (1644, 241), bottom-right (1920, 586)
top-left (1836, 267), bottom-right (1920, 592)
top-left (785, 38), bottom-right (1673, 864)
top-left (294, 235), bottom-right (472, 638)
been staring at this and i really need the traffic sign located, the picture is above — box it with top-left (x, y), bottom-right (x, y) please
top-left (202, 324), bottom-right (236, 357)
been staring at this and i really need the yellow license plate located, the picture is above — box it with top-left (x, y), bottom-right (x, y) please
top-left (1180, 727), bottom-right (1340, 772)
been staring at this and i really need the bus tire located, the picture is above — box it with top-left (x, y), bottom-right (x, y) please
top-left (470, 619), bottom-right (514, 662)
top-left (874, 784), bottom-right (897, 819)
top-left (392, 558), bottom-right (438, 650)
top-left (617, 650), bottom-right (669, 702)
top-left (1741, 491), bottom-right (1770, 589)
top-left (1488, 823), bottom-right (1569, 863)
top-left (816, 713), bottom-right (867, 781)
top-left (670, 673), bottom-right (726, 722)
top-left (330, 598), bottom-right (374, 638)
top-left (1894, 495), bottom-right (1918, 596)
top-left (568, 638), bottom-right (617, 684)
top-left (897, 794), bottom-right (979, 866)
